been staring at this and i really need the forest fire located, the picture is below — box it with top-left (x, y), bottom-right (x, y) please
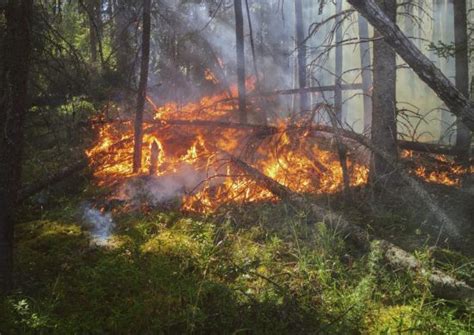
top-left (86, 78), bottom-right (473, 213)
top-left (86, 82), bottom-right (371, 212)
top-left (413, 163), bottom-right (470, 187)
top-left (402, 150), bottom-right (472, 187)
top-left (86, 76), bottom-right (473, 213)
top-left (4, 1), bottom-right (474, 330)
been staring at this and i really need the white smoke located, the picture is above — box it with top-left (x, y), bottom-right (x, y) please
top-left (116, 163), bottom-right (208, 207)
top-left (81, 204), bottom-right (116, 246)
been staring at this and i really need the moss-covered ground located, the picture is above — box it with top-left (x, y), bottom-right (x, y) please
top-left (1, 197), bottom-right (473, 334)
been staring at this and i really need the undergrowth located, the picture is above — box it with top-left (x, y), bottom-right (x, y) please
top-left (0, 201), bottom-right (473, 334)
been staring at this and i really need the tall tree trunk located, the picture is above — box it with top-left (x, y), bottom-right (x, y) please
top-left (79, 0), bottom-right (102, 64)
top-left (347, 0), bottom-right (474, 132)
top-left (434, 0), bottom-right (454, 142)
top-left (295, 0), bottom-right (309, 115)
top-left (453, 0), bottom-right (472, 162)
top-left (234, 0), bottom-right (247, 124)
top-left (334, 0), bottom-right (344, 123)
top-left (86, 0), bottom-right (98, 63)
top-left (0, 0), bottom-right (33, 293)
top-left (132, 0), bottom-right (151, 173)
top-left (370, 0), bottom-right (398, 185)
top-left (114, 0), bottom-right (133, 87)
top-left (404, 1), bottom-right (416, 93)
top-left (358, 14), bottom-right (373, 131)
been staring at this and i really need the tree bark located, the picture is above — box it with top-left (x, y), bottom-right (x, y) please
top-left (114, 0), bottom-right (133, 87)
top-left (0, 0), bottom-right (33, 293)
top-left (370, 0), bottom-right (398, 185)
top-left (295, 0), bottom-right (309, 114)
top-left (347, 0), bottom-right (474, 132)
top-left (132, 0), bottom-right (151, 173)
top-left (453, 0), bottom-right (472, 163)
top-left (88, 0), bottom-right (100, 63)
top-left (234, 0), bottom-right (247, 124)
top-left (334, 0), bottom-right (344, 122)
top-left (358, 14), bottom-right (373, 131)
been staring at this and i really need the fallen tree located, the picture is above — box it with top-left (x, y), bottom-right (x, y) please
top-left (255, 83), bottom-right (363, 97)
top-left (227, 152), bottom-right (474, 301)
top-left (347, 0), bottom-right (474, 132)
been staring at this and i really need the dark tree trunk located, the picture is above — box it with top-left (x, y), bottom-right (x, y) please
top-left (133, 0), bottom-right (151, 173)
top-left (370, 0), bottom-right (398, 185)
top-left (334, 0), bottom-right (344, 122)
top-left (79, 0), bottom-right (103, 64)
top-left (358, 14), bottom-right (373, 131)
top-left (0, 0), bottom-right (33, 293)
top-left (234, 0), bottom-right (247, 124)
top-left (88, 0), bottom-right (99, 62)
top-left (114, 0), bottom-right (133, 87)
top-left (453, 0), bottom-right (472, 162)
top-left (295, 0), bottom-right (309, 114)
top-left (347, 0), bottom-right (474, 132)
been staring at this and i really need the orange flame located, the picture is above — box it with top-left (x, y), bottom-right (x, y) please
top-left (87, 87), bottom-right (468, 213)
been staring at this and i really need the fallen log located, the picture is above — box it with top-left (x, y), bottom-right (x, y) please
top-left (255, 83), bottom-right (364, 97)
top-left (398, 140), bottom-right (466, 156)
top-left (227, 153), bottom-right (474, 301)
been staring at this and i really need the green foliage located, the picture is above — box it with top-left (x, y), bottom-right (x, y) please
top-left (428, 41), bottom-right (457, 59)
top-left (1, 202), bottom-right (473, 334)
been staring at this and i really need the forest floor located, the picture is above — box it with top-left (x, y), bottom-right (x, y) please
top-left (1, 186), bottom-right (473, 334)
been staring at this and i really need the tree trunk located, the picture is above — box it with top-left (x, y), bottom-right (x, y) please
top-left (347, 0), bottom-right (474, 132)
top-left (0, 0), bottom-right (33, 293)
top-left (132, 0), bottom-right (151, 173)
top-left (370, 0), bottom-right (398, 185)
top-left (453, 0), bottom-right (472, 163)
top-left (334, 0), bottom-right (344, 122)
top-left (434, 0), bottom-right (454, 142)
top-left (295, 0), bottom-right (309, 114)
top-left (234, 0), bottom-right (247, 124)
top-left (114, 0), bottom-right (133, 87)
top-left (88, 0), bottom-right (100, 63)
top-left (358, 14), bottom-right (373, 131)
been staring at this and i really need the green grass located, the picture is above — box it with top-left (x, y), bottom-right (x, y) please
top-left (1, 201), bottom-right (473, 334)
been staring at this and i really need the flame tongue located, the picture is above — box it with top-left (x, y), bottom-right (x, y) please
top-left (88, 109), bottom-right (368, 213)
top-left (88, 85), bottom-right (467, 213)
